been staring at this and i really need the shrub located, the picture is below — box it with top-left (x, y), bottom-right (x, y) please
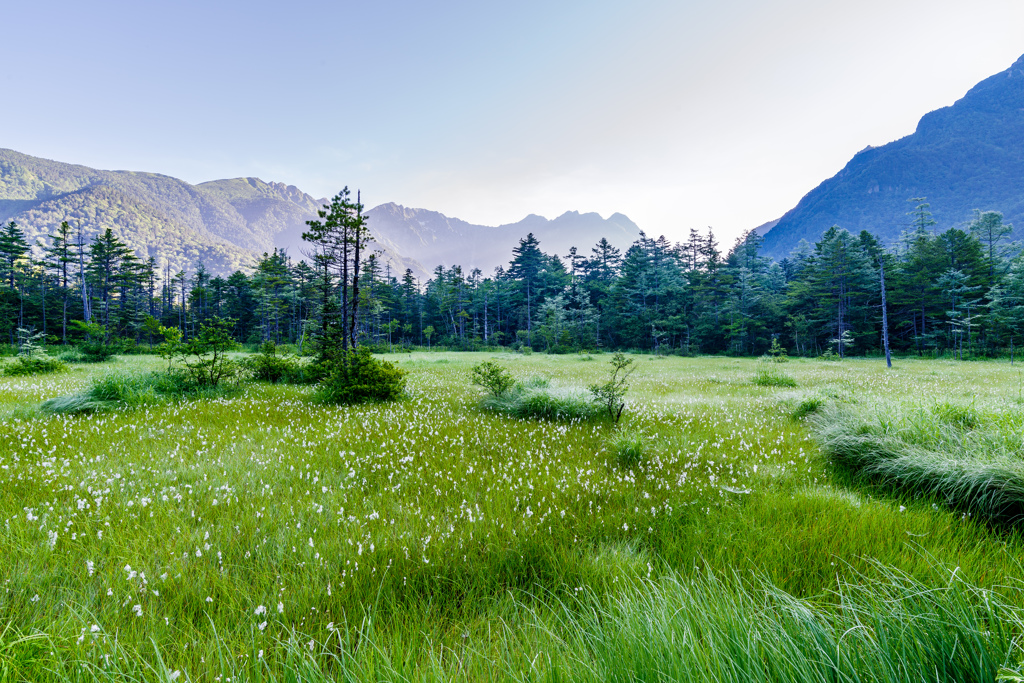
top-left (2, 329), bottom-right (67, 376)
top-left (3, 353), bottom-right (67, 376)
top-left (589, 353), bottom-right (635, 423)
top-left (753, 359), bottom-right (797, 387)
top-left (177, 317), bottom-right (237, 387)
top-left (470, 360), bottom-right (517, 397)
top-left (240, 341), bottom-right (312, 384)
top-left (608, 429), bottom-right (646, 469)
top-left (766, 337), bottom-right (789, 362)
top-left (314, 346), bottom-right (407, 405)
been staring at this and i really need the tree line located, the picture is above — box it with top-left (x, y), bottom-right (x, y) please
top-left (1, 198), bottom-right (1021, 359)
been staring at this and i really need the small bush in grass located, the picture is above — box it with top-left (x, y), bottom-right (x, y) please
top-left (2, 329), bottom-right (67, 376)
top-left (609, 429), bottom-right (646, 469)
top-left (470, 360), bottom-right (517, 397)
top-left (766, 337), bottom-right (789, 362)
top-left (589, 352), bottom-right (635, 423)
top-left (753, 358), bottom-right (797, 387)
top-left (314, 346), bottom-right (407, 405)
top-left (240, 341), bottom-right (312, 384)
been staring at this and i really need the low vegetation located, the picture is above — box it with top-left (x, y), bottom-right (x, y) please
top-left (812, 398), bottom-right (1024, 525)
top-left (4, 354), bottom-right (1024, 681)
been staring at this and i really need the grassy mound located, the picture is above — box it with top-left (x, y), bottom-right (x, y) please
top-left (480, 378), bottom-right (603, 421)
top-left (811, 400), bottom-right (1024, 525)
top-left (41, 371), bottom-right (231, 414)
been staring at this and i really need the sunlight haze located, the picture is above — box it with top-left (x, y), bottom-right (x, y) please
top-left (4, 0), bottom-right (1024, 246)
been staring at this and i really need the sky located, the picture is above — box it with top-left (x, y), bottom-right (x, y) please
top-left (3, 0), bottom-right (1024, 247)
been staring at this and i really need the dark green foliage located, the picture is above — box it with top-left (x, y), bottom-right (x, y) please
top-left (480, 379), bottom-right (602, 421)
top-left (470, 360), bottom-right (516, 397)
top-left (177, 317), bottom-right (237, 387)
top-left (589, 353), bottom-right (635, 422)
top-left (240, 341), bottom-right (311, 384)
top-left (313, 346), bottom-right (407, 405)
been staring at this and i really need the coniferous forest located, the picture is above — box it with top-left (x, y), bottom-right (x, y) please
top-left (1, 197), bottom-right (1017, 359)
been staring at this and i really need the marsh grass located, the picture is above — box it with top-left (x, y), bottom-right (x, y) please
top-left (5, 353), bottom-right (1024, 681)
top-left (607, 428), bottom-right (646, 469)
top-left (812, 399), bottom-right (1024, 525)
top-left (480, 377), bottom-right (603, 421)
top-left (40, 370), bottom-right (236, 414)
top-left (752, 358), bottom-right (797, 387)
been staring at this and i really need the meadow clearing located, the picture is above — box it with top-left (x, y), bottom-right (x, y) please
top-left (2, 352), bottom-right (1024, 681)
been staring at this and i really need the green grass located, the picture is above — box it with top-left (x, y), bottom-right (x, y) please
top-left (2, 353), bottom-right (1024, 680)
top-left (812, 397), bottom-right (1024, 525)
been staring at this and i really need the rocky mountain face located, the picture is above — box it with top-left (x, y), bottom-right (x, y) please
top-left (0, 149), bottom-right (638, 279)
top-left (760, 53), bottom-right (1024, 260)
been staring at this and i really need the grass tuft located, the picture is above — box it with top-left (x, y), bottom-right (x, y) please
top-left (752, 359), bottom-right (797, 387)
top-left (608, 429), bottom-right (646, 469)
top-left (480, 378), bottom-right (602, 421)
top-left (812, 400), bottom-right (1024, 525)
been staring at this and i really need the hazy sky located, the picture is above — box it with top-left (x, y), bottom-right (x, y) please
top-left (4, 0), bottom-right (1024, 246)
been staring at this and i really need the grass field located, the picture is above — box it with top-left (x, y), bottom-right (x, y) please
top-left (2, 352), bottom-right (1024, 681)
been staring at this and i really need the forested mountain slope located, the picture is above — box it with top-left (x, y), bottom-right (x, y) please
top-left (0, 149), bottom-right (638, 279)
top-left (761, 53), bottom-right (1024, 260)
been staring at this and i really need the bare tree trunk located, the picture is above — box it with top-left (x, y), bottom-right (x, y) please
top-left (880, 264), bottom-right (891, 368)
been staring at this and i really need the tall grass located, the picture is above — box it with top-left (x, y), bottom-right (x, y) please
top-left (551, 564), bottom-right (1023, 683)
top-left (480, 378), bottom-right (603, 421)
top-left (812, 399), bottom-right (1024, 525)
top-left (40, 370), bottom-right (233, 413)
top-left (10, 564), bottom-right (1022, 682)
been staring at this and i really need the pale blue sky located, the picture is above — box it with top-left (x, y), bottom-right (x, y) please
top-left (4, 0), bottom-right (1024, 245)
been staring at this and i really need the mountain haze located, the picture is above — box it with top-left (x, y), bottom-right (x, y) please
top-left (0, 149), bottom-right (638, 279)
top-left (760, 53), bottom-right (1024, 260)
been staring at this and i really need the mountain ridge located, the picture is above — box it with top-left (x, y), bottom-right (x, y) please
top-left (760, 52), bottom-right (1024, 259)
top-left (0, 149), bottom-right (639, 279)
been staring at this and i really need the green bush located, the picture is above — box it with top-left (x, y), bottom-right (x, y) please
top-left (608, 429), bottom-right (646, 469)
top-left (753, 359), bottom-right (797, 387)
top-left (314, 346), bottom-right (407, 405)
top-left (470, 360), bottom-right (517, 397)
top-left (240, 341), bottom-right (313, 384)
top-left (2, 329), bottom-right (67, 376)
top-left (77, 340), bottom-right (117, 363)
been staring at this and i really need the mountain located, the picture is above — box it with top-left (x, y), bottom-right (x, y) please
top-left (361, 203), bottom-right (641, 277)
top-left (0, 149), bottom-right (639, 279)
top-left (760, 53), bottom-right (1024, 260)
